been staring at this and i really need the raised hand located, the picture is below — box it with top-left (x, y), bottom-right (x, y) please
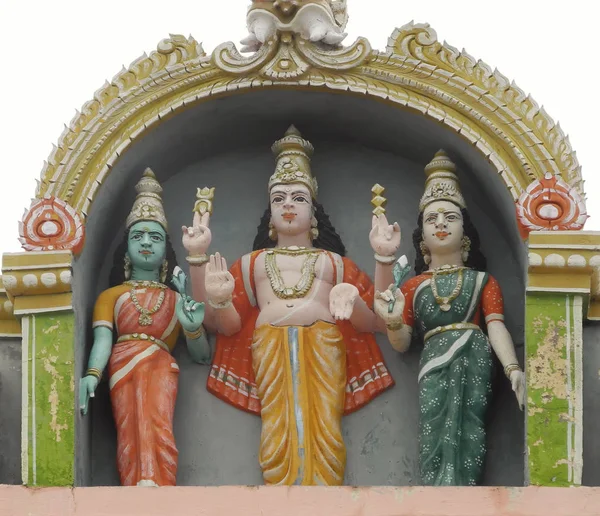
top-left (369, 214), bottom-right (401, 257)
top-left (79, 375), bottom-right (99, 416)
top-left (182, 211), bottom-right (212, 256)
top-left (329, 283), bottom-right (359, 320)
top-left (374, 285), bottom-right (405, 328)
top-left (510, 370), bottom-right (526, 411)
top-left (205, 252), bottom-right (235, 305)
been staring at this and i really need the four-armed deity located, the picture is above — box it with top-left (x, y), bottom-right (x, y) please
top-left (182, 126), bottom-right (399, 485)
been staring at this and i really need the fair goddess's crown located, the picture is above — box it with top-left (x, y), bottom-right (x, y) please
top-left (419, 150), bottom-right (466, 212)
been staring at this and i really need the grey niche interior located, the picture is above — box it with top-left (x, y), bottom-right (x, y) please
top-left (74, 89), bottom-right (526, 486)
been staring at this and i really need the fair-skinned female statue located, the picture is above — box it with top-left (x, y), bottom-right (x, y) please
top-left (79, 169), bottom-right (211, 487)
top-left (181, 126), bottom-right (399, 486)
top-left (373, 151), bottom-right (525, 487)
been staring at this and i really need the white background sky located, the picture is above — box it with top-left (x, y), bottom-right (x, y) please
top-left (0, 1), bottom-right (598, 253)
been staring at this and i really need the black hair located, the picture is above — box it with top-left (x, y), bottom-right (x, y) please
top-left (412, 207), bottom-right (487, 275)
top-left (109, 229), bottom-right (179, 290)
top-left (252, 201), bottom-right (346, 256)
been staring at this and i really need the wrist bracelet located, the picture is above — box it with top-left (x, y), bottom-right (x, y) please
top-left (184, 325), bottom-right (205, 340)
top-left (186, 254), bottom-right (209, 266)
top-left (374, 253), bottom-right (397, 265)
top-left (504, 363), bottom-right (521, 379)
top-left (86, 368), bottom-right (102, 380)
top-left (386, 320), bottom-right (404, 331)
top-left (208, 298), bottom-right (233, 310)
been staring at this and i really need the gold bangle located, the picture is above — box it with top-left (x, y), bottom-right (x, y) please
top-left (504, 363), bottom-right (521, 379)
top-left (374, 253), bottom-right (397, 265)
top-left (208, 298), bottom-right (232, 310)
top-left (386, 320), bottom-right (404, 332)
top-left (184, 325), bottom-right (205, 340)
top-left (86, 368), bottom-right (102, 380)
top-left (186, 254), bottom-right (209, 266)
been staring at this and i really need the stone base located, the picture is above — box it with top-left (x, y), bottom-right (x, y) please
top-left (1, 485), bottom-right (600, 516)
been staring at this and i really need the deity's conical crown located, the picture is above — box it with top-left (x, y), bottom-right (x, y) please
top-left (126, 168), bottom-right (168, 230)
top-left (269, 125), bottom-right (318, 199)
top-left (419, 150), bottom-right (466, 212)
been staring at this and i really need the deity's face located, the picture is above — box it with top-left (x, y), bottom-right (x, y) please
top-left (127, 221), bottom-right (167, 272)
top-left (421, 200), bottom-right (464, 255)
top-left (269, 183), bottom-right (313, 238)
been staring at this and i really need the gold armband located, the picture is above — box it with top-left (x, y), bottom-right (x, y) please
top-left (86, 368), bottom-right (102, 380)
top-left (374, 253), bottom-right (397, 265)
top-left (504, 363), bottom-right (522, 379)
top-left (184, 325), bottom-right (205, 340)
top-left (186, 254), bottom-right (209, 266)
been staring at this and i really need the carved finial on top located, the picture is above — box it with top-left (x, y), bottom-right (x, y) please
top-left (241, 0), bottom-right (349, 53)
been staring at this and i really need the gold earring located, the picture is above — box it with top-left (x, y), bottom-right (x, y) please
top-left (124, 254), bottom-right (132, 280)
top-left (269, 222), bottom-right (277, 241)
top-left (310, 216), bottom-right (319, 240)
top-left (461, 236), bottom-right (471, 263)
top-left (160, 260), bottom-right (168, 283)
top-left (419, 240), bottom-right (431, 265)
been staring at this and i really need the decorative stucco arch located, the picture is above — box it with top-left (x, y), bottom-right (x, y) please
top-left (20, 22), bottom-right (586, 252)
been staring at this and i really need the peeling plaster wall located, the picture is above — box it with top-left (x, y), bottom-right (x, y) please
top-left (73, 90), bottom-right (526, 486)
top-left (0, 338), bottom-right (21, 484)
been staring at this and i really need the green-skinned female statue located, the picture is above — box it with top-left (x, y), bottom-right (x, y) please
top-left (79, 168), bottom-right (211, 487)
top-left (373, 151), bottom-right (526, 486)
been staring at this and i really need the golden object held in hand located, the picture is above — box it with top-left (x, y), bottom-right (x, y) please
top-left (194, 187), bottom-right (215, 216)
top-left (371, 184), bottom-right (387, 216)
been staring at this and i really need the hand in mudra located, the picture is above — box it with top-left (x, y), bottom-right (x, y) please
top-left (369, 214), bottom-right (401, 257)
top-left (205, 252), bottom-right (235, 304)
top-left (374, 285), bottom-right (405, 328)
top-left (329, 283), bottom-right (359, 320)
top-left (182, 211), bottom-right (212, 256)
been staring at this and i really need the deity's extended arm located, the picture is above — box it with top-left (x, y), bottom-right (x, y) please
top-left (188, 261), bottom-right (217, 331)
top-left (374, 261), bottom-right (395, 297)
top-left (86, 326), bottom-right (113, 374)
top-left (348, 295), bottom-right (380, 333)
top-left (183, 325), bottom-right (212, 364)
top-left (487, 321), bottom-right (520, 368)
top-left (209, 301), bottom-right (242, 336)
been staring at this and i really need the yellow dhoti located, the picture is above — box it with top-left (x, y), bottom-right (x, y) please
top-left (251, 320), bottom-right (346, 486)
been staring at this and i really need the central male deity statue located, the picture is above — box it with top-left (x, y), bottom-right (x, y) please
top-left (182, 126), bottom-right (399, 485)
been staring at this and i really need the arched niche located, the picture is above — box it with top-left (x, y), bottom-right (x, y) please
top-left (76, 88), bottom-right (526, 486)
top-left (18, 21), bottom-right (587, 487)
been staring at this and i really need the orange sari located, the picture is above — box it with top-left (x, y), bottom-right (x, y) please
top-left (93, 284), bottom-right (181, 486)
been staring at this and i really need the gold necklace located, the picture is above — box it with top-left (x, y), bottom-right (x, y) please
top-left (125, 280), bottom-right (167, 326)
top-left (264, 249), bottom-right (320, 299)
top-left (430, 268), bottom-right (463, 312)
top-left (271, 246), bottom-right (317, 256)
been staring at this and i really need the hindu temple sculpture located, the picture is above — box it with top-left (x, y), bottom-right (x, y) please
top-left (241, 0), bottom-right (349, 52)
top-left (373, 151), bottom-right (526, 486)
top-left (182, 126), bottom-right (398, 486)
top-left (79, 169), bottom-right (210, 487)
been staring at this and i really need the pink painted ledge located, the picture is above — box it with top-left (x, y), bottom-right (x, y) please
top-left (1, 485), bottom-right (600, 516)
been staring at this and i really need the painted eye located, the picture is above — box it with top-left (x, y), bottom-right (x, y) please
top-left (132, 234), bottom-right (142, 240)
top-left (271, 196), bottom-right (284, 203)
top-left (295, 196), bottom-right (308, 203)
